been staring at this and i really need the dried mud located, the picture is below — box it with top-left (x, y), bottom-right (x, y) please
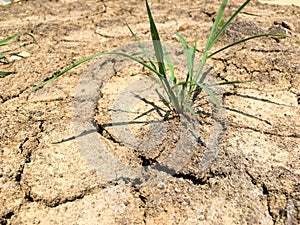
top-left (0, 0), bottom-right (299, 224)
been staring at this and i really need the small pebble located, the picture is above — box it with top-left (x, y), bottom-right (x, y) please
top-left (174, 187), bottom-right (180, 193)
top-left (157, 181), bottom-right (165, 189)
top-left (33, 218), bottom-right (40, 224)
top-left (178, 23), bottom-right (189, 31)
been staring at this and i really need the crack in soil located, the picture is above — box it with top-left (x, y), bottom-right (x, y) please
top-left (245, 168), bottom-right (299, 224)
top-left (1, 211), bottom-right (14, 225)
top-left (225, 106), bottom-right (272, 125)
top-left (250, 48), bottom-right (285, 53)
top-left (173, 173), bottom-right (208, 185)
top-left (23, 182), bottom-right (110, 208)
top-left (262, 183), bottom-right (277, 224)
top-left (0, 87), bottom-right (29, 104)
top-left (245, 169), bottom-right (276, 223)
top-left (95, 123), bottom-right (122, 145)
top-left (3, 122), bottom-right (43, 223)
top-left (0, 113), bottom-right (45, 223)
top-left (223, 92), bottom-right (295, 108)
top-left (228, 123), bottom-right (300, 138)
top-left (18, 137), bottom-right (29, 155)
top-left (130, 186), bottom-right (147, 224)
top-left (15, 137), bottom-right (33, 183)
top-left (15, 123), bottom-right (44, 183)
top-left (213, 57), bottom-right (264, 78)
top-left (1, 1), bottom-right (299, 223)
top-left (174, 167), bottom-right (228, 186)
top-left (245, 169), bottom-right (258, 186)
top-left (213, 53), bottom-right (295, 79)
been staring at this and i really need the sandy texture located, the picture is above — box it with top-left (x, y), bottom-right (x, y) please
top-left (259, 0), bottom-right (300, 6)
top-left (0, 0), bottom-right (299, 224)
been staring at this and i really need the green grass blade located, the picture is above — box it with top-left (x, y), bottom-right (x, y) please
top-left (183, 103), bottom-right (196, 116)
top-left (163, 48), bottom-right (175, 80)
top-left (23, 32), bottom-right (38, 45)
top-left (0, 71), bottom-right (15, 77)
top-left (16, 43), bottom-right (31, 52)
top-left (31, 53), bottom-right (102, 90)
top-left (176, 33), bottom-right (189, 48)
top-left (176, 33), bottom-right (196, 82)
top-left (145, 0), bottom-right (181, 112)
top-left (0, 34), bottom-right (22, 46)
top-left (0, 32), bottom-right (38, 47)
top-left (187, 41), bottom-right (196, 84)
top-left (32, 51), bottom-right (165, 90)
top-left (127, 24), bottom-right (157, 70)
top-left (220, 19), bottom-right (225, 28)
top-left (208, 33), bottom-right (300, 58)
top-left (106, 52), bottom-right (163, 76)
top-left (193, 82), bottom-right (221, 109)
top-left (144, 73), bottom-right (161, 83)
top-left (209, 0), bottom-right (251, 50)
top-left (146, 0), bottom-right (166, 76)
top-left (194, 0), bottom-right (228, 87)
top-left (0, 33), bottom-right (38, 78)
top-left (164, 48), bottom-right (178, 104)
top-left (175, 80), bottom-right (221, 109)
top-left (194, 59), bottom-right (206, 87)
top-left (173, 81), bottom-right (189, 87)
top-left (205, 0), bottom-right (228, 53)
top-left (127, 23), bottom-right (175, 101)
top-left (175, 33), bottom-right (197, 103)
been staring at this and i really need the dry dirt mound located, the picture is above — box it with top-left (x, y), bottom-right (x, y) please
top-left (0, 0), bottom-right (299, 224)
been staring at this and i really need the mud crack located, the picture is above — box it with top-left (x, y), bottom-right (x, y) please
top-left (23, 182), bottom-right (110, 208)
top-left (15, 137), bottom-right (35, 183)
top-left (229, 123), bottom-right (300, 138)
top-left (130, 187), bottom-right (147, 224)
top-left (95, 123), bottom-right (122, 145)
top-left (1, 211), bottom-right (14, 225)
top-left (245, 167), bottom-right (299, 224)
top-left (0, 87), bottom-right (29, 104)
top-left (173, 168), bottom-right (227, 186)
top-left (262, 183), bottom-right (276, 224)
top-left (245, 169), bottom-right (276, 223)
top-left (15, 120), bottom-right (44, 183)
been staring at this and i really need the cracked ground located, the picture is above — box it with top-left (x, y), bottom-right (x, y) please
top-left (0, 0), bottom-right (299, 224)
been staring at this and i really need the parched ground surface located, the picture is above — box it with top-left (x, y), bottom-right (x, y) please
top-left (0, 0), bottom-right (299, 224)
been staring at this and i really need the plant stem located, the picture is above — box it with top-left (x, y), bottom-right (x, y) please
top-left (161, 77), bottom-right (182, 113)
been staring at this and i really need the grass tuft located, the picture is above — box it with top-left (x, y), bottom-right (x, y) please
top-left (32, 0), bottom-right (300, 116)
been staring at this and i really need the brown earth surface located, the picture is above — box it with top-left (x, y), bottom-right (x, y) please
top-left (0, 0), bottom-right (300, 224)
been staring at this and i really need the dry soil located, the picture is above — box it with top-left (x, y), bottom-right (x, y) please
top-left (0, 0), bottom-right (300, 224)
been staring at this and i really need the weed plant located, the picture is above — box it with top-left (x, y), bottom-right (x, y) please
top-left (33, 0), bottom-right (299, 116)
top-left (0, 33), bottom-right (37, 77)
